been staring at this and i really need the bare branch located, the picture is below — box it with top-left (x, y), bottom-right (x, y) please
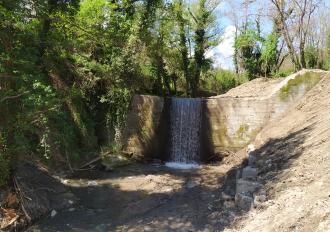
top-left (0, 91), bottom-right (30, 103)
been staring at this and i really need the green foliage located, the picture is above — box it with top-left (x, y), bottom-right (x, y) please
top-left (201, 69), bottom-right (245, 94)
top-left (235, 21), bottom-right (282, 79)
top-left (305, 46), bottom-right (319, 68)
top-left (272, 69), bottom-right (294, 78)
top-left (261, 32), bottom-right (279, 75)
top-left (326, 34), bottom-right (330, 70)
top-left (235, 25), bottom-right (262, 80)
top-left (190, 0), bottom-right (219, 97)
top-left (101, 88), bottom-right (131, 132)
top-left (0, 0), bottom-right (225, 184)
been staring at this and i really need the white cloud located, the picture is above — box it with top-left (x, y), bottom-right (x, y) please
top-left (206, 25), bottom-right (236, 70)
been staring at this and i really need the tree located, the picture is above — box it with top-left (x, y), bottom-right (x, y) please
top-left (235, 21), bottom-right (262, 80)
top-left (271, 0), bottom-right (321, 70)
top-left (189, 0), bottom-right (219, 97)
top-left (175, 0), bottom-right (191, 96)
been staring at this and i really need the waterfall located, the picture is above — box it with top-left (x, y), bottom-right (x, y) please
top-left (167, 97), bottom-right (203, 167)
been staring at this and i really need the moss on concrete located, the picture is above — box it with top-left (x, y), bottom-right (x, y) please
top-left (236, 124), bottom-right (249, 139)
top-left (279, 72), bottom-right (321, 101)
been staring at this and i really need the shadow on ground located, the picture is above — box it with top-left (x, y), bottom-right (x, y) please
top-left (27, 125), bottom-right (312, 232)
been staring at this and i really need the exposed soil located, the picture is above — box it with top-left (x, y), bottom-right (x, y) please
top-left (217, 69), bottom-right (324, 99)
top-left (220, 77), bottom-right (284, 98)
top-left (27, 153), bottom-right (245, 232)
top-left (26, 70), bottom-right (330, 232)
top-left (224, 72), bottom-right (330, 231)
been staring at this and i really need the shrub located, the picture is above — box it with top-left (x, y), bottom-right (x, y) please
top-left (272, 68), bottom-right (294, 78)
top-left (305, 46), bottom-right (319, 68)
top-left (215, 70), bottom-right (237, 93)
top-left (201, 69), bottom-right (242, 94)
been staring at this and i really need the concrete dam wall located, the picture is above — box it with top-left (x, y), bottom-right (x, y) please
top-left (122, 70), bottom-right (325, 162)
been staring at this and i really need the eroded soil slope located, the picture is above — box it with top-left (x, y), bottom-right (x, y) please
top-left (225, 72), bottom-right (330, 232)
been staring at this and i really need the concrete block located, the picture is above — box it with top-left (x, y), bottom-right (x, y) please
top-left (248, 154), bottom-right (257, 166)
top-left (242, 167), bottom-right (258, 180)
top-left (235, 193), bottom-right (253, 210)
top-left (236, 179), bottom-right (263, 194)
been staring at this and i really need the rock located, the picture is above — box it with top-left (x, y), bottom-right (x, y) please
top-left (236, 179), bottom-right (263, 194)
top-left (102, 154), bottom-right (132, 170)
top-left (68, 208), bottom-right (75, 212)
top-left (221, 192), bottom-right (234, 201)
top-left (247, 144), bottom-right (255, 153)
top-left (51, 210), bottom-right (57, 217)
top-left (219, 218), bottom-right (229, 224)
top-left (253, 189), bottom-right (267, 208)
top-left (254, 194), bottom-right (267, 203)
top-left (61, 179), bottom-right (69, 185)
top-left (253, 189), bottom-right (266, 197)
top-left (242, 167), bottom-right (258, 180)
top-left (186, 180), bottom-right (198, 189)
top-left (235, 193), bottom-right (253, 210)
top-left (223, 200), bottom-right (235, 209)
top-left (87, 181), bottom-right (98, 186)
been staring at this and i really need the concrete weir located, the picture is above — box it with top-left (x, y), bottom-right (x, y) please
top-left (122, 70), bottom-right (324, 162)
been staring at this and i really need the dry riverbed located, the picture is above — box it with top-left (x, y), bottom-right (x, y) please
top-left (27, 153), bottom-right (245, 232)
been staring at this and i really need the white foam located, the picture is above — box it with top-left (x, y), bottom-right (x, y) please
top-left (165, 162), bottom-right (200, 169)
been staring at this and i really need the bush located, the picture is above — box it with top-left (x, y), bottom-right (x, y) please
top-left (272, 68), bottom-right (294, 78)
top-left (305, 46), bottom-right (319, 68)
top-left (215, 70), bottom-right (237, 93)
top-left (201, 69), bottom-right (243, 94)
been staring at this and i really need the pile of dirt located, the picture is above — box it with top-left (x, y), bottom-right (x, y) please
top-left (220, 77), bottom-right (284, 98)
top-left (217, 69), bottom-right (325, 99)
top-left (224, 72), bottom-right (330, 231)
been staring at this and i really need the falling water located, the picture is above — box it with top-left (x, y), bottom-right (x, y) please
top-left (167, 97), bottom-right (203, 167)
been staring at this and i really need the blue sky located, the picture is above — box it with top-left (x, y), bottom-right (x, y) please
top-left (207, 0), bottom-right (330, 70)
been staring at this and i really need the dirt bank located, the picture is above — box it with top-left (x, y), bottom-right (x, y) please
top-left (224, 72), bottom-right (330, 231)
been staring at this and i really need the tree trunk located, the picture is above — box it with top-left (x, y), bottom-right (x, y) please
top-left (177, 0), bottom-right (190, 96)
